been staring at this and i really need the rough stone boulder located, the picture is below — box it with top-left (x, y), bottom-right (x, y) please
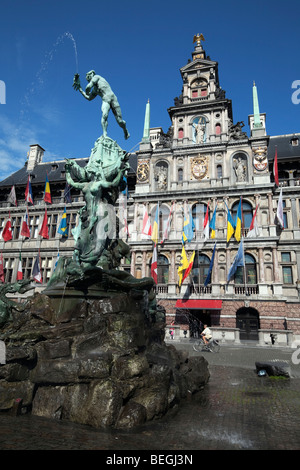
top-left (0, 289), bottom-right (209, 429)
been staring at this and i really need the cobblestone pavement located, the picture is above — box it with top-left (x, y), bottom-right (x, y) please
top-left (1, 342), bottom-right (300, 451)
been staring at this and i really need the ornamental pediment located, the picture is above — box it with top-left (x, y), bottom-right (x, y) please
top-left (180, 58), bottom-right (217, 75)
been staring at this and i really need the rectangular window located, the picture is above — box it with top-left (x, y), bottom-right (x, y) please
top-left (281, 252), bottom-right (291, 262)
top-left (282, 266), bottom-right (293, 284)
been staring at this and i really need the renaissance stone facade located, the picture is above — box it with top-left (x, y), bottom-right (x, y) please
top-left (0, 36), bottom-right (299, 345)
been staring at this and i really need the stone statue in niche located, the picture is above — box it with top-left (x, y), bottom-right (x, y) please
top-left (192, 117), bottom-right (206, 144)
top-left (233, 156), bottom-right (247, 182)
top-left (155, 165), bottom-right (168, 190)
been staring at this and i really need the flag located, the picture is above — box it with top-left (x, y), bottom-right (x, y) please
top-left (53, 251), bottom-right (60, 272)
top-left (121, 176), bottom-right (128, 197)
top-left (57, 207), bottom-right (68, 237)
top-left (64, 182), bottom-right (72, 203)
top-left (151, 204), bottom-right (159, 244)
top-left (178, 245), bottom-right (189, 287)
top-left (247, 205), bottom-right (261, 238)
top-left (276, 186), bottom-right (284, 229)
top-left (43, 174), bottom-right (52, 203)
top-left (20, 207), bottom-right (30, 238)
top-left (25, 175), bottom-right (34, 205)
top-left (32, 253), bottom-right (42, 283)
top-left (182, 205), bottom-right (195, 243)
top-left (203, 203), bottom-right (210, 240)
top-left (182, 251), bottom-right (196, 284)
top-left (226, 202), bottom-right (235, 242)
top-left (151, 244), bottom-right (158, 284)
top-left (204, 242), bottom-right (217, 287)
top-left (0, 252), bottom-right (4, 283)
top-left (7, 185), bottom-right (17, 206)
top-left (2, 214), bottom-right (12, 241)
top-left (227, 238), bottom-right (245, 282)
top-left (210, 205), bottom-right (217, 239)
top-left (17, 252), bottom-right (23, 280)
top-left (39, 208), bottom-right (49, 239)
top-left (234, 198), bottom-right (242, 242)
top-left (141, 206), bottom-right (152, 238)
top-left (161, 201), bottom-right (174, 244)
top-left (273, 146), bottom-right (279, 187)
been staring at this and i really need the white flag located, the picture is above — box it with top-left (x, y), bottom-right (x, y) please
top-left (276, 187), bottom-right (284, 229)
top-left (141, 206), bottom-right (152, 239)
top-left (247, 205), bottom-right (261, 238)
top-left (7, 186), bottom-right (17, 206)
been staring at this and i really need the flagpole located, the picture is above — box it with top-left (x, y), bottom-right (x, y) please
top-left (242, 237), bottom-right (248, 296)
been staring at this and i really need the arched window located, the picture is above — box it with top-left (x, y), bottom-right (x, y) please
top-left (178, 168), bottom-right (183, 182)
top-left (192, 203), bottom-right (208, 237)
top-left (178, 128), bottom-right (184, 139)
top-left (191, 78), bottom-right (208, 99)
top-left (215, 123), bottom-right (221, 135)
top-left (234, 253), bottom-right (257, 285)
top-left (232, 200), bottom-right (253, 231)
top-left (192, 253), bottom-right (210, 285)
top-left (151, 204), bottom-right (171, 240)
top-left (150, 254), bottom-right (169, 284)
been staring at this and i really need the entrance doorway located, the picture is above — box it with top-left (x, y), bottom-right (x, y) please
top-left (188, 309), bottom-right (211, 338)
top-left (236, 307), bottom-right (260, 341)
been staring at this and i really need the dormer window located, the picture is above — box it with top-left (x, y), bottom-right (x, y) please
top-left (291, 137), bottom-right (299, 146)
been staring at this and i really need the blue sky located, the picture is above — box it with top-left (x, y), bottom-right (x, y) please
top-left (0, 0), bottom-right (299, 181)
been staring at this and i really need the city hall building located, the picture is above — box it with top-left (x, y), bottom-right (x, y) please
top-left (0, 36), bottom-right (299, 347)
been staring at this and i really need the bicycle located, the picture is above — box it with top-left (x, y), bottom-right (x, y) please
top-left (193, 337), bottom-right (220, 353)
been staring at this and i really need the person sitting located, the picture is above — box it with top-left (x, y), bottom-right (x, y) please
top-left (201, 324), bottom-right (212, 345)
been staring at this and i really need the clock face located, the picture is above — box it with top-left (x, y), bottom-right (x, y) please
top-left (137, 162), bottom-right (149, 182)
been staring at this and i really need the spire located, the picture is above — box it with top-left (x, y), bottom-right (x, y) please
top-left (253, 81), bottom-right (262, 128)
top-left (142, 99), bottom-right (150, 142)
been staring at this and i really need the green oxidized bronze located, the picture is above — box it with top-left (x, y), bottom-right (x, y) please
top-left (45, 71), bottom-right (154, 295)
top-left (0, 280), bottom-right (33, 325)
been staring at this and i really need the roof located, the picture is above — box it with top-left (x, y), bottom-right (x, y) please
top-left (267, 134), bottom-right (300, 162)
top-left (0, 153), bottom-right (137, 188)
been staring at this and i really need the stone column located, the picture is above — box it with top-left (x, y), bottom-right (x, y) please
top-left (130, 251), bottom-right (136, 276)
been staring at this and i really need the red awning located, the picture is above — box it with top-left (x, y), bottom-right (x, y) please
top-left (175, 299), bottom-right (222, 310)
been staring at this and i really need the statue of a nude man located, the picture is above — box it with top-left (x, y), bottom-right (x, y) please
top-left (73, 70), bottom-right (130, 140)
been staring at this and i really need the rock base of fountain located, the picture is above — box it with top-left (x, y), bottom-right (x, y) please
top-left (0, 287), bottom-right (209, 429)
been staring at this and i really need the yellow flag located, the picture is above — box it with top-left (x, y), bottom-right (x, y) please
top-left (178, 246), bottom-right (189, 286)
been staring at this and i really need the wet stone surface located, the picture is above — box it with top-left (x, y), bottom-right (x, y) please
top-left (1, 360), bottom-right (300, 450)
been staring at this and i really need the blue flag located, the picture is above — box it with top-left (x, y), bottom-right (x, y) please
top-left (182, 206), bottom-right (195, 243)
top-left (227, 239), bottom-right (245, 282)
top-left (57, 207), bottom-right (68, 237)
top-left (204, 242), bottom-right (216, 287)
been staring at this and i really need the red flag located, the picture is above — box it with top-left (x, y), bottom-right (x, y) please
top-left (2, 214), bottom-right (12, 241)
top-left (273, 147), bottom-right (279, 187)
top-left (20, 207), bottom-right (30, 238)
top-left (151, 244), bottom-right (158, 284)
top-left (141, 206), bottom-right (152, 238)
top-left (0, 252), bottom-right (5, 283)
top-left (203, 203), bottom-right (210, 239)
top-left (17, 252), bottom-right (23, 281)
top-left (182, 251), bottom-right (196, 283)
top-left (25, 175), bottom-right (34, 204)
top-left (39, 208), bottom-right (49, 239)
